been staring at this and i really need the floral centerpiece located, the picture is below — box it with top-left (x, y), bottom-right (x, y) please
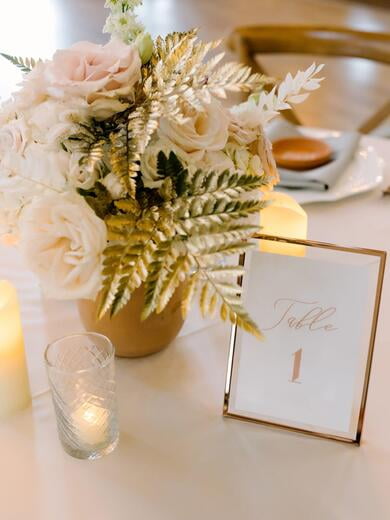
top-left (0, 0), bottom-right (323, 339)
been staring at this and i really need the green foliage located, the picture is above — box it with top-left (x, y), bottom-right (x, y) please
top-left (79, 184), bottom-right (112, 220)
top-left (99, 152), bottom-right (264, 338)
top-left (0, 53), bottom-right (40, 73)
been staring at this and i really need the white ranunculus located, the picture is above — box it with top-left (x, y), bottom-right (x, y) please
top-left (159, 98), bottom-right (229, 154)
top-left (0, 117), bottom-right (30, 157)
top-left (100, 173), bottom-right (126, 199)
top-left (19, 192), bottom-right (107, 300)
top-left (17, 142), bottom-right (69, 191)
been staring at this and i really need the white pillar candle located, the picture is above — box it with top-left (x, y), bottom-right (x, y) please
top-left (259, 192), bottom-right (308, 256)
top-left (0, 280), bottom-right (31, 419)
top-left (72, 402), bottom-right (109, 446)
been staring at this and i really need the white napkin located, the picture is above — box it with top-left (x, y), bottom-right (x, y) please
top-left (267, 119), bottom-right (360, 191)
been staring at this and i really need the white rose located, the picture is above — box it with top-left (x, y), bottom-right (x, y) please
top-left (159, 98), bottom-right (229, 154)
top-left (66, 152), bottom-right (99, 190)
top-left (0, 117), bottom-right (30, 157)
top-left (0, 185), bottom-right (21, 236)
top-left (19, 192), bottom-right (107, 300)
top-left (17, 143), bottom-right (69, 191)
top-left (100, 172), bottom-right (126, 199)
top-left (0, 143), bottom-right (69, 218)
top-left (13, 61), bottom-right (48, 110)
top-left (0, 210), bottom-right (18, 237)
top-left (0, 99), bottom-right (19, 126)
top-left (24, 99), bottom-right (88, 146)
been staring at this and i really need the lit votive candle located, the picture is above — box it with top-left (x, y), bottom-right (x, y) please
top-left (72, 402), bottom-right (109, 446)
top-left (259, 191), bottom-right (308, 256)
top-left (0, 280), bottom-right (31, 419)
top-left (45, 333), bottom-right (119, 459)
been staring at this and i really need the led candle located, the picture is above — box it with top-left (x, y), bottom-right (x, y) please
top-left (0, 280), bottom-right (31, 419)
top-left (259, 192), bottom-right (308, 256)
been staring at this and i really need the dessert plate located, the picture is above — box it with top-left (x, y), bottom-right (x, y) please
top-left (276, 128), bottom-right (384, 205)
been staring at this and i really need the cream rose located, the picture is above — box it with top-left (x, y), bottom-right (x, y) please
top-left (66, 151), bottom-right (99, 190)
top-left (0, 143), bottom-right (69, 215)
top-left (0, 180), bottom-right (22, 237)
top-left (159, 98), bottom-right (229, 154)
top-left (17, 143), bottom-right (69, 191)
top-left (140, 138), bottom-right (199, 188)
top-left (25, 99), bottom-right (88, 146)
top-left (13, 61), bottom-right (49, 110)
top-left (19, 192), bottom-right (107, 299)
top-left (0, 117), bottom-right (29, 157)
top-left (199, 150), bottom-right (235, 174)
top-left (0, 99), bottom-right (19, 126)
top-left (44, 38), bottom-right (141, 118)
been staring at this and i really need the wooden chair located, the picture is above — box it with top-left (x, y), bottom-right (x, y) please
top-left (227, 26), bottom-right (390, 133)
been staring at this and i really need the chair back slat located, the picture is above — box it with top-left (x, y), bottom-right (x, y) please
top-left (228, 26), bottom-right (390, 132)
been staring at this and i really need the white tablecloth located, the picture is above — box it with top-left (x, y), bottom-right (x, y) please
top-left (1, 134), bottom-right (390, 520)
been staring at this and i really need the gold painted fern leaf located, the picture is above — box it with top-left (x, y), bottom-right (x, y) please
top-left (99, 152), bottom-right (265, 337)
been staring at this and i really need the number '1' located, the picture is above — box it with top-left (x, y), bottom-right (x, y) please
top-left (291, 348), bottom-right (303, 383)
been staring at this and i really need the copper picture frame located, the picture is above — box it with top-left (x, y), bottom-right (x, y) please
top-left (223, 234), bottom-right (387, 444)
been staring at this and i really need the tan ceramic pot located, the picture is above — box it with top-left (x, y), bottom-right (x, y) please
top-left (78, 285), bottom-right (185, 358)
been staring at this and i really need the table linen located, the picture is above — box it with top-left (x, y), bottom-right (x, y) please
top-left (1, 134), bottom-right (390, 520)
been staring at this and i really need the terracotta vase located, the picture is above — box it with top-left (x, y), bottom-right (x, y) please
top-left (77, 285), bottom-right (185, 358)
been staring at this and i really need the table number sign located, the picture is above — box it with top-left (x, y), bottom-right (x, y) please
top-left (224, 235), bottom-right (386, 444)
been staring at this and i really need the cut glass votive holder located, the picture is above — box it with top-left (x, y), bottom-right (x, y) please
top-left (44, 332), bottom-right (119, 460)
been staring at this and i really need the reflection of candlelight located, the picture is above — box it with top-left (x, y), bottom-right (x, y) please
top-left (0, 281), bottom-right (31, 419)
top-left (259, 192), bottom-right (307, 257)
top-left (72, 402), bottom-right (109, 446)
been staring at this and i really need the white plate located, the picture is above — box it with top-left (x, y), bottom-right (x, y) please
top-left (276, 129), bottom-right (384, 205)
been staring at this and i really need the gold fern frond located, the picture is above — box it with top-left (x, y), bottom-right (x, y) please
top-left (205, 62), bottom-right (272, 97)
top-left (180, 272), bottom-right (200, 318)
top-left (80, 139), bottom-right (106, 179)
top-left (197, 266), bottom-right (262, 338)
top-left (109, 124), bottom-right (136, 198)
top-left (156, 255), bottom-right (190, 313)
